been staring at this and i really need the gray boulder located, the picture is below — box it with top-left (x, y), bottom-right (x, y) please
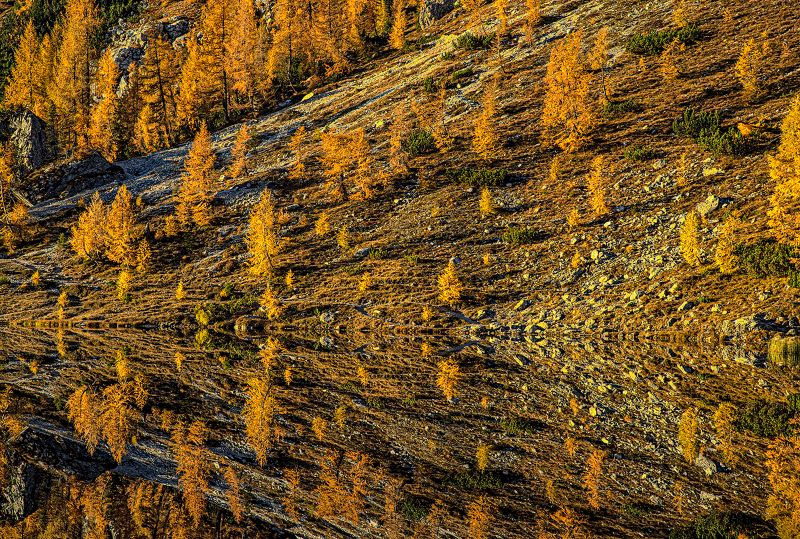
top-left (114, 46), bottom-right (145, 72)
top-left (163, 17), bottom-right (190, 42)
top-left (9, 110), bottom-right (52, 174)
top-left (419, 0), bottom-right (456, 28)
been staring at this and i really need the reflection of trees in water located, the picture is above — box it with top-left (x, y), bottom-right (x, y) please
top-left (0, 327), bottom-right (793, 538)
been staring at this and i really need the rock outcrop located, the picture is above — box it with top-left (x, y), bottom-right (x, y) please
top-left (25, 152), bottom-right (126, 203)
top-left (419, 0), bottom-right (456, 28)
top-left (0, 110), bottom-right (53, 174)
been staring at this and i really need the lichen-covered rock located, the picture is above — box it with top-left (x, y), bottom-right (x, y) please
top-left (419, 0), bottom-right (456, 28)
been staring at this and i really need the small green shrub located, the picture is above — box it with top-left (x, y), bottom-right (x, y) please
top-left (673, 108), bottom-right (746, 155)
top-left (735, 399), bottom-right (794, 437)
top-left (403, 129), bottom-right (437, 157)
top-left (444, 471), bottom-right (504, 489)
top-left (454, 32), bottom-right (495, 51)
top-left (445, 167), bottom-right (508, 186)
top-left (623, 145), bottom-right (657, 161)
top-left (602, 99), bottom-right (643, 116)
top-left (788, 393), bottom-right (800, 413)
top-left (626, 23), bottom-right (701, 55)
top-left (399, 497), bottom-right (431, 522)
top-left (697, 127), bottom-right (746, 156)
top-left (500, 416), bottom-right (538, 436)
top-left (450, 67), bottom-right (475, 83)
top-left (669, 510), bottom-right (767, 539)
top-left (673, 109), bottom-right (721, 138)
top-left (503, 227), bottom-right (540, 245)
top-left (734, 240), bottom-right (795, 278)
top-left (422, 76), bottom-right (438, 94)
top-left (788, 270), bottom-right (800, 288)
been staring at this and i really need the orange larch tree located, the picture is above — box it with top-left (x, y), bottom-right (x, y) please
top-left (89, 48), bottom-right (122, 161)
top-left (177, 122), bottom-right (217, 227)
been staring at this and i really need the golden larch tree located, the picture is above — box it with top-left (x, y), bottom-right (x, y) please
top-left (177, 122), bottom-right (217, 227)
top-left (246, 189), bottom-right (280, 276)
top-left (228, 0), bottom-right (267, 111)
top-left (715, 216), bottom-right (739, 274)
top-left (3, 21), bottom-right (41, 112)
top-left (50, 0), bottom-right (100, 153)
top-left (172, 421), bottom-right (212, 526)
top-left (90, 49), bottom-right (122, 161)
top-left (71, 192), bottom-right (107, 260)
top-left (243, 376), bottom-right (280, 466)
top-left (105, 185), bottom-right (140, 266)
top-left (228, 123), bottom-right (251, 179)
top-left (437, 260), bottom-right (463, 305)
top-left (138, 33), bottom-right (180, 149)
top-left (541, 30), bottom-right (594, 152)
top-left (735, 37), bottom-right (764, 100)
top-left (389, 0), bottom-right (406, 50)
top-left (768, 96), bottom-right (800, 245)
top-left (289, 125), bottom-right (307, 179)
top-left (587, 156), bottom-right (609, 216)
top-left (473, 74), bottom-right (500, 159)
top-left (678, 407), bottom-right (699, 463)
top-left (525, 0), bottom-right (541, 44)
top-left (680, 210), bottom-right (701, 266)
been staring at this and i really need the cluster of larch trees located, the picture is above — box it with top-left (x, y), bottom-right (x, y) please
top-left (3, 0), bottom-right (402, 162)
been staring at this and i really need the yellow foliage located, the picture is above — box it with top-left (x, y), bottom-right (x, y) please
top-left (66, 386), bottom-right (100, 455)
top-left (228, 123), bottom-right (251, 179)
top-left (260, 286), bottom-right (283, 320)
top-left (246, 189), bottom-right (281, 276)
top-left (768, 96), bottom-right (800, 245)
top-left (177, 122), bottom-right (216, 227)
top-left (525, 0), bottom-right (541, 44)
top-left (678, 407), bottom-right (699, 463)
top-left (735, 38), bottom-right (764, 99)
top-left (680, 210), bottom-right (701, 266)
top-left (587, 156), bottom-right (609, 216)
top-left (660, 40), bottom-right (680, 81)
top-left (467, 496), bottom-right (491, 539)
top-left (437, 260), bottom-right (463, 306)
top-left (243, 376), bottom-right (279, 466)
top-left (172, 421), bottom-right (211, 526)
top-left (542, 31), bottom-right (594, 152)
top-left (389, 0), bottom-right (406, 50)
top-left (589, 27), bottom-right (609, 71)
top-left (479, 187), bottom-right (495, 217)
top-left (436, 358), bottom-right (460, 401)
top-left (312, 416), bottom-right (327, 440)
top-left (473, 75), bottom-right (500, 159)
top-left (712, 403), bottom-right (738, 466)
top-left (117, 269), bottom-right (132, 301)
top-left (175, 281), bottom-right (186, 300)
top-left (288, 126), bottom-right (307, 179)
top-left (105, 184), bottom-right (139, 266)
top-left (70, 192), bottom-right (106, 260)
top-left (715, 216), bottom-right (739, 274)
top-left (583, 449), bottom-right (606, 510)
top-left (476, 443), bottom-right (490, 472)
top-left (766, 436), bottom-right (800, 538)
top-left (315, 212), bottom-right (331, 237)
top-left (224, 467), bottom-right (245, 523)
top-left (89, 48), bottom-right (121, 161)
